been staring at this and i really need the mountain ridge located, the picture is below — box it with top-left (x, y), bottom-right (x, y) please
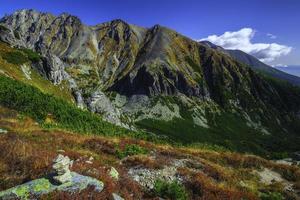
top-left (200, 40), bottom-right (300, 86)
top-left (0, 9), bottom-right (300, 155)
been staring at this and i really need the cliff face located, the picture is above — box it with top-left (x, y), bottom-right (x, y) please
top-left (0, 9), bottom-right (300, 153)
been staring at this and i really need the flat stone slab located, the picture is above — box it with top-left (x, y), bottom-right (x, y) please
top-left (0, 172), bottom-right (104, 200)
top-left (0, 128), bottom-right (8, 134)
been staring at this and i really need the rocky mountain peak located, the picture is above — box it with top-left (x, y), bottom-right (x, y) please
top-left (110, 18), bottom-right (128, 25)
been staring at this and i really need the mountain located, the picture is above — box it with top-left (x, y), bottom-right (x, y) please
top-left (200, 41), bottom-right (300, 86)
top-left (274, 65), bottom-right (300, 77)
top-left (0, 9), bottom-right (300, 156)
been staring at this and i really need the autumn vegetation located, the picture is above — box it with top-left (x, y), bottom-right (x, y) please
top-left (0, 106), bottom-right (299, 199)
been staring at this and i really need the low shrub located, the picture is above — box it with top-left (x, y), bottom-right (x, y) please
top-left (20, 48), bottom-right (41, 63)
top-left (116, 144), bottom-right (148, 159)
top-left (2, 51), bottom-right (28, 65)
top-left (259, 192), bottom-right (284, 200)
top-left (153, 179), bottom-right (188, 200)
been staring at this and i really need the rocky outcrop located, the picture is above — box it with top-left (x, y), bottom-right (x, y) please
top-left (87, 90), bottom-right (122, 126)
top-left (0, 128), bottom-right (8, 134)
top-left (20, 64), bottom-right (31, 80)
top-left (0, 9), bottom-right (55, 49)
top-left (128, 159), bottom-right (190, 190)
top-left (0, 173), bottom-right (104, 200)
top-left (0, 154), bottom-right (104, 200)
top-left (109, 167), bottom-right (119, 180)
top-left (0, 25), bottom-right (22, 46)
top-left (42, 54), bottom-right (68, 85)
top-left (52, 154), bottom-right (72, 184)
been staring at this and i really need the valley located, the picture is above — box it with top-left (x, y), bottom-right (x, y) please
top-left (0, 8), bottom-right (299, 200)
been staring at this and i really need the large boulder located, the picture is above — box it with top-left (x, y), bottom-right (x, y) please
top-left (0, 172), bottom-right (104, 200)
top-left (0, 154), bottom-right (104, 199)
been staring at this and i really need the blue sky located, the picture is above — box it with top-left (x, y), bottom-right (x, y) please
top-left (0, 0), bottom-right (299, 65)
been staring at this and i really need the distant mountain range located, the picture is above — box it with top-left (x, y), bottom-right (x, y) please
top-left (274, 65), bottom-right (300, 77)
top-left (0, 9), bottom-right (300, 155)
top-left (200, 41), bottom-right (300, 86)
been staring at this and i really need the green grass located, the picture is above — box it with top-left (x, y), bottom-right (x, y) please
top-left (2, 48), bottom-right (41, 65)
top-left (0, 42), bottom-right (74, 103)
top-left (0, 75), bottom-right (167, 143)
top-left (20, 48), bottom-right (41, 63)
top-left (259, 192), bottom-right (284, 200)
top-left (185, 56), bottom-right (202, 74)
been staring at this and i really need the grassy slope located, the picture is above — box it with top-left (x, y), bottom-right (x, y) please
top-left (0, 41), bottom-right (299, 158)
top-left (0, 106), bottom-right (299, 199)
top-left (0, 75), bottom-right (165, 143)
top-left (0, 42), bottom-right (74, 103)
top-left (136, 98), bottom-right (300, 158)
top-left (1, 63), bottom-right (298, 158)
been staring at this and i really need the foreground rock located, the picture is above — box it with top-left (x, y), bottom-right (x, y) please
top-left (109, 167), bottom-right (119, 180)
top-left (128, 159), bottom-right (189, 190)
top-left (0, 155), bottom-right (104, 199)
top-left (255, 168), bottom-right (294, 193)
top-left (0, 172), bottom-right (104, 200)
top-left (0, 128), bottom-right (7, 134)
top-left (112, 193), bottom-right (124, 200)
top-left (52, 154), bottom-right (72, 184)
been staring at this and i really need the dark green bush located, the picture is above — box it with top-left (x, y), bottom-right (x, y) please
top-left (20, 48), bottom-right (41, 62)
top-left (116, 144), bottom-right (148, 159)
top-left (2, 51), bottom-right (28, 65)
top-left (259, 192), bottom-right (284, 200)
top-left (153, 179), bottom-right (188, 200)
top-left (2, 48), bottom-right (41, 65)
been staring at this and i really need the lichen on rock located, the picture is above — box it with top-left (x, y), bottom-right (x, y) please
top-left (109, 167), bottom-right (119, 180)
top-left (0, 154), bottom-right (104, 200)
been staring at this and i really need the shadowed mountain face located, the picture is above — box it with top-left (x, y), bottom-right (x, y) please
top-left (0, 9), bottom-right (300, 154)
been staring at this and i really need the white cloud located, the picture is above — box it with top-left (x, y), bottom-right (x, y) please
top-left (267, 33), bottom-right (277, 39)
top-left (199, 28), bottom-right (292, 63)
top-left (272, 64), bottom-right (288, 68)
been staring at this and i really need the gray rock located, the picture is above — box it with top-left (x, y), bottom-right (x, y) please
top-left (87, 90), bottom-right (122, 125)
top-left (0, 26), bottom-right (23, 47)
top-left (85, 160), bottom-right (93, 164)
top-left (109, 167), bottom-right (119, 180)
top-left (0, 172), bottom-right (104, 200)
top-left (0, 128), bottom-right (8, 134)
top-left (44, 54), bottom-right (68, 85)
top-left (112, 193), bottom-right (124, 200)
top-left (74, 90), bottom-right (86, 109)
top-left (52, 154), bottom-right (72, 184)
top-left (0, 153), bottom-right (104, 199)
top-left (20, 64), bottom-right (31, 80)
top-left (128, 161), bottom-right (183, 190)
